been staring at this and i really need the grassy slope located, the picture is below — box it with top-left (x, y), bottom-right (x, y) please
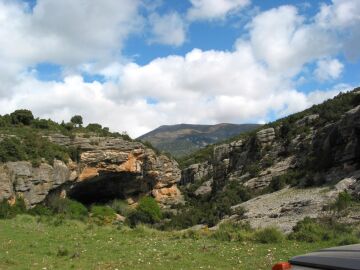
top-left (0, 216), bottom-right (339, 270)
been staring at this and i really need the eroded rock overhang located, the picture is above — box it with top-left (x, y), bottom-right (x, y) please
top-left (0, 136), bottom-right (183, 208)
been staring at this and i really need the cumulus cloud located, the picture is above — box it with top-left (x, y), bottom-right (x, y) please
top-left (0, 0), bottom-right (358, 137)
top-left (0, 45), bottom-right (348, 137)
top-left (316, 0), bottom-right (360, 61)
top-left (245, 5), bottom-right (338, 75)
top-left (149, 12), bottom-right (186, 46)
top-left (187, 0), bottom-right (250, 21)
top-left (0, 0), bottom-right (143, 78)
top-left (315, 58), bottom-right (344, 81)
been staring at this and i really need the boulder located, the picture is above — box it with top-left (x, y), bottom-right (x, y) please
top-left (256, 128), bottom-right (275, 146)
top-left (194, 180), bottom-right (212, 196)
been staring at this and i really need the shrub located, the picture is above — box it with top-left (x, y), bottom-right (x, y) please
top-left (127, 196), bottom-right (162, 227)
top-left (32, 119), bottom-right (50, 129)
top-left (137, 196), bottom-right (162, 222)
top-left (28, 204), bottom-right (53, 216)
top-left (289, 217), bottom-right (325, 242)
top-left (254, 227), bottom-right (284, 244)
top-left (86, 123), bottom-right (102, 132)
top-left (90, 205), bottom-right (116, 225)
top-left (110, 199), bottom-right (132, 217)
top-left (0, 197), bottom-right (27, 219)
top-left (48, 198), bottom-right (88, 220)
top-left (68, 146), bottom-right (81, 162)
top-left (0, 137), bottom-right (27, 162)
top-left (128, 210), bottom-right (154, 227)
top-left (331, 191), bottom-right (353, 213)
top-left (269, 175), bottom-right (287, 192)
top-left (211, 222), bottom-right (252, 242)
top-left (337, 235), bottom-right (359, 246)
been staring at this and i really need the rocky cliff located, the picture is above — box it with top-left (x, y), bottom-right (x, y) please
top-left (180, 89), bottom-right (360, 230)
top-left (0, 135), bottom-right (183, 208)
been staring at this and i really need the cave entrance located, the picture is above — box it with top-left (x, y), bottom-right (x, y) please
top-left (67, 172), bottom-right (152, 205)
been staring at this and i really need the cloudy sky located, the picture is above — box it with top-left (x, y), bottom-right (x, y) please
top-left (0, 0), bottom-right (359, 137)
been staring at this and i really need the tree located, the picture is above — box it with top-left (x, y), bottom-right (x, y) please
top-left (10, 109), bottom-right (34, 125)
top-left (70, 115), bottom-right (83, 127)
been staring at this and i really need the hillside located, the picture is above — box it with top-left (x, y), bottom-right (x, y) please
top-left (138, 123), bottom-right (260, 157)
top-left (175, 87), bottom-right (360, 231)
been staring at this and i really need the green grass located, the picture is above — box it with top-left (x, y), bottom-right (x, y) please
top-left (0, 215), bottom-right (343, 270)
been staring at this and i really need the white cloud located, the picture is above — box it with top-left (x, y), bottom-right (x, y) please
top-left (316, 0), bottom-right (360, 61)
top-left (187, 0), bottom-right (250, 21)
top-left (245, 5), bottom-right (338, 76)
top-left (315, 58), bottom-right (344, 81)
top-left (1, 44), bottom-right (350, 137)
top-left (316, 0), bottom-right (360, 29)
top-left (0, 0), bottom-right (143, 78)
top-left (149, 12), bottom-right (186, 46)
top-left (0, 0), bottom-right (358, 138)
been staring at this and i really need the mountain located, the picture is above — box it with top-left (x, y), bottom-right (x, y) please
top-left (137, 123), bottom-right (261, 157)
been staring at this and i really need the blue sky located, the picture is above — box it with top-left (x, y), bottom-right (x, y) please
top-left (0, 0), bottom-right (359, 136)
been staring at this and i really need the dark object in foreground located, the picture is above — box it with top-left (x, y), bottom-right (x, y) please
top-left (273, 244), bottom-right (360, 270)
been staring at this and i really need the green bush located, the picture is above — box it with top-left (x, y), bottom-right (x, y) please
top-left (331, 191), bottom-right (353, 213)
top-left (211, 222), bottom-right (252, 242)
top-left (110, 199), bottom-right (132, 217)
top-left (48, 198), bottom-right (88, 220)
top-left (289, 217), bottom-right (326, 242)
top-left (0, 197), bottom-right (27, 219)
top-left (254, 227), bottom-right (284, 244)
top-left (28, 204), bottom-right (53, 216)
top-left (127, 196), bottom-right (162, 227)
top-left (337, 235), bottom-right (359, 246)
top-left (269, 175), bottom-right (287, 192)
top-left (86, 123), bottom-right (102, 132)
top-left (137, 196), bottom-right (162, 221)
top-left (32, 119), bottom-right (50, 129)
top-left (90, 205), bottom-right (116, 225)
top-left (0, 137), bottom-right (27, 162)
top-left (288, 217), bottom-right (356, 243)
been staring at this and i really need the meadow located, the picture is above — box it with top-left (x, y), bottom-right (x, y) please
top-left (0, 215), bottom-right (346, 270)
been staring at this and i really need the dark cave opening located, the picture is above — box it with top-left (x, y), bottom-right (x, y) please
top-left (67, 172), bottom-right (152, 205)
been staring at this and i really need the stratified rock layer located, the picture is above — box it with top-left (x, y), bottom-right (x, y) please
top-left (0, 136), bottom-right (183, 207)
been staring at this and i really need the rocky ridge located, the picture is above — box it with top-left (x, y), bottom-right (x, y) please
top-left (180, 90), bottom-right (360, 231)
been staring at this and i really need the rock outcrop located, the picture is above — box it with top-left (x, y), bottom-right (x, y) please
top-left (256, 128), bottom-right (275, 147)
top-left (180, 162), bottom-right (213, 185)
top-left (0, 135), bottom-right (183, 208)
top-left (231, 177), bottom-right (360, 233)
top-left (180, 90), bottom-right (360, 231)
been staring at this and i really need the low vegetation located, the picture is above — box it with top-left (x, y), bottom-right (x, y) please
top-left (0, 109), bottom-right (132, 165)
top-left (166, 183), bottom-right (251, 229)
top-left (0, 212), bottom-right (358, 270)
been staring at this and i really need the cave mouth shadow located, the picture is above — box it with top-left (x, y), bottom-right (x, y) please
top-left (67, 172), bottom-right (152, 205)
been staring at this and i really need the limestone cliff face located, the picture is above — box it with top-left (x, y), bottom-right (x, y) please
top-left (0, 136), bottom-right (183, 207)
top-left (180, 101), bottom-right (360, 230)
top-left (182, 105), bottom-right (360, 193)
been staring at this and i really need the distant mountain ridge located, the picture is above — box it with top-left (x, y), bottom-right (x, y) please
top-left (137, 123), bottom-right (261, 157)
